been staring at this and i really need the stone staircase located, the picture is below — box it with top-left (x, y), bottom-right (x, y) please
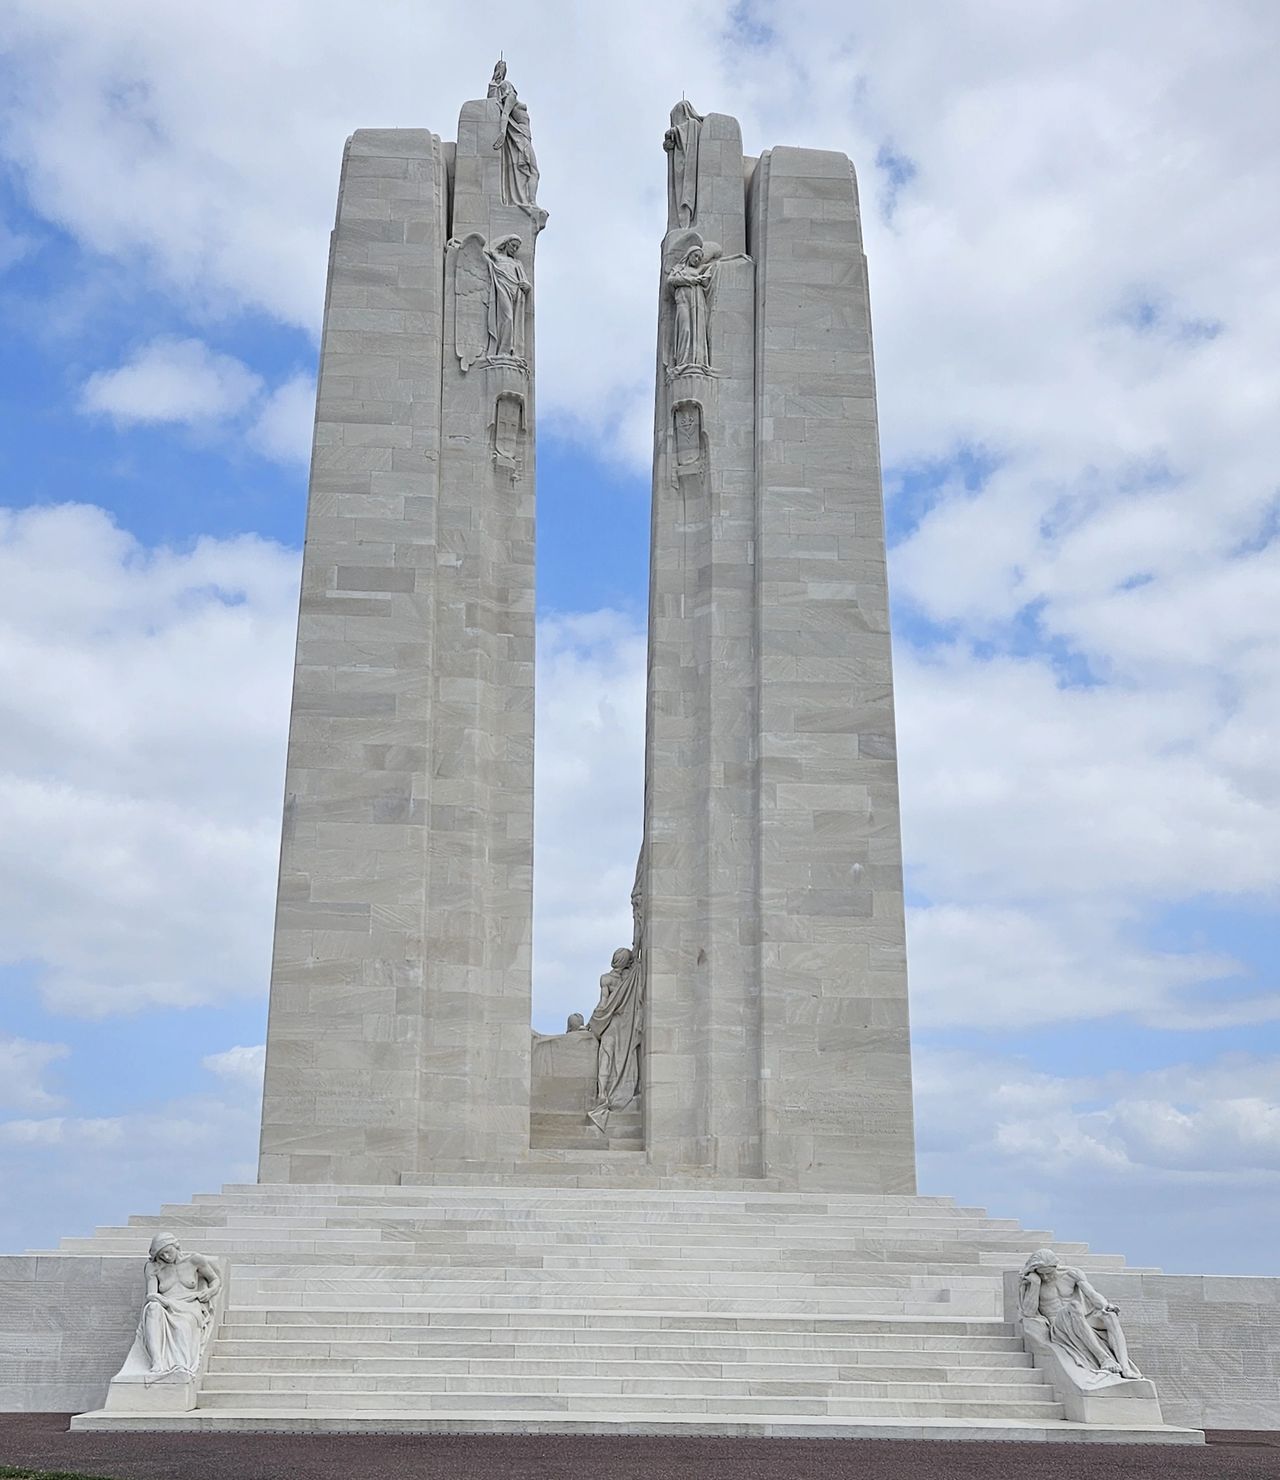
top-left (65, 1180), bottom-right (1199, 1439)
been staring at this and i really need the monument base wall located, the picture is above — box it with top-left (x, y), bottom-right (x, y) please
top-left (0, 1256), bottom-right (138, 1412)
top-left (3, 1187), bottom-right (1277, 1432)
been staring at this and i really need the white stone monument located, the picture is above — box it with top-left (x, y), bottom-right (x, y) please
top-left (3, 67), bottom-right (1275, 1444)
top-left (258, 87), bottom-right (914, 1194)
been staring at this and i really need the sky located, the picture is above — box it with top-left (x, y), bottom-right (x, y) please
top-left (0, 0), bottom-right (1277, 1275)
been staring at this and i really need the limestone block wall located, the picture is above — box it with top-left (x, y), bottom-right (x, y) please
top-left (257, 128), bottom-right (450, 1186)
top-left (749, 147), bottom-right (916, 1193)
top-left (0, 1256), bottom-right (136, 1412)
top-left (644, 114), bottom-right (762, 1179)
top-left (641, 127), bottom-right (916, 1192)
top-left (1107, 1271), bottom-right (1280, 1429)
top-left (419, 99), bottom-right (537, 1170)
top-left (259, 106), bottom-right (538, 1184)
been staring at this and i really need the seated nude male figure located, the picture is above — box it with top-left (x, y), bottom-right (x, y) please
top-left (1019, 1248), bottom-right (1140, 1379)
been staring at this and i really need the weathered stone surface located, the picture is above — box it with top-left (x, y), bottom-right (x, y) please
top-left (259, 103), bottom-right (536, 1183)
top-left (641, 128), bottom-right (915, 1191)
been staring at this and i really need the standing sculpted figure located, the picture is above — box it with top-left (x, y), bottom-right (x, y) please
top-left (137, 1232), bottom-right (222, 1377)
top-left (587, 946), bottom-right (643, 1132)
top-left (664, 99), bottom-right (705, 229)
top-left (453, 232), bottom-right (531, 370)
top-left (485, 233), bottom-right (531, 361)
top-left (488, 60), bottom-right (541, 214)
top-left (1019, 1249), bottom-right (1141, 1379)
top-left (666, 236), bottom-right (722, 373)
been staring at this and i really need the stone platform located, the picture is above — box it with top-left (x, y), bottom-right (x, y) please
top-left (10, 1178), bottom-right (1217, 1441)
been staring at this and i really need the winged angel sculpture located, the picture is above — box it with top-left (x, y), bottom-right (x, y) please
top-left (454, 232), bottom-right (531, 372)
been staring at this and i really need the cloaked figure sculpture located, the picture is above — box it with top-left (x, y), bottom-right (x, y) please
top-left (586, 946), bottom-right (643, 1132)
top-left (664, 99), bottom-right (704, 229)
top-left (488, 60), bottom-right (542, 219)
top-left (665, 232), bottom-right (723, 374)
top-left (1019, 1249), bottom-right (1141, 1380)
top-left (110, 1232), bottom-right (222, 1383)
top-left (587, 849), bottom-right (646, 1132)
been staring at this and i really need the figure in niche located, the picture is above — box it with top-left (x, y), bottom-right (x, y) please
top-left (664, 99), bottom-right (705, 230)
top-left (586, 848), bottom-right (646, 1133)
top-left (1019, 1249), bottom-right (1141, 1379)
top-left (587, 946), bottom-right (643, 1132)
top-left (117, 1232), bottom-right (222, 1380)
top-left (666, 233), bottom-right (723, 374)
top-left (488, 60), bottom-right (543, 218)
top-left (454, 232), bottom-right (532, 371)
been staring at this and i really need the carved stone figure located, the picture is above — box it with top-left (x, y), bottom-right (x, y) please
top-left (488, 60), bottom-right (542, 216)
top-left (587, 946), bottom-right (643, 1131)
top-left (666, 234), bottom-right (723, 373)
top-left (1019, 1249), bottom-right (1141, 1379)
top-left (566, 1011), bottom-right (585, 1032)
top-left (455, 232), bottom-right (532, 370)
top-left (664, 100), bottom-right (704, 230)
top-left (108, 1232), bottom-right (223, 1384)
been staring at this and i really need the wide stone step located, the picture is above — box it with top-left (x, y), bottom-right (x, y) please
top-left (206, 1185), bottom-right (969, 1204)
top-left (199, 1371), bottom-right (1056, 1401)
top-left (230, 1309), bottom-right (1014, 1335)
top-left (226, 1293), bottom-right (1000, 1316)
top-left (196, 1387), bottom-right (1065, 1419)
top-left (205, 1356), bottom-right (1044, 1382)
top-left (221, 1265), bottom-right (1008, 1287)
top-left (219, 1323), bottom-right (1026, 1350)
top-left (212, 1339), bottom-right (1032, 1365)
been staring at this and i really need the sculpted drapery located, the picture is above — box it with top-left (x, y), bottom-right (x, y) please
top-left (664, 100), bottom-right (704, 230)
top-left (666, 237), bottom-right (722, 373)
top-left (1019, 1249), bottom-right (1141, 1380)
top-left (488, 60), bottom-right (541, 213)
top-left (586, 848), bottom-right (646, 1132)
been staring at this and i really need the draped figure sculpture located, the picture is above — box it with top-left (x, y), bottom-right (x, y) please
top-left (138, 1233), bottom-right (221, 1377)
top-left (488, 60), bottom-right (542, 217)
top-left (107, 1231), bottom-right (222, 1393)
top-left (664, 99), bottom-right (704, 230)
top-left (453, 232), bottom-right (532, 370)
top-left (1018, 1249), bottom-right (1141, 1380)
top-left (665, 233), bottom-right (723, 374)
top-left (586, 849), bottom-right (645, 1132)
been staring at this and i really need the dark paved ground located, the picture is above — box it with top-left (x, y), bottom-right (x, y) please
top-left (0, 1415), bottom-right (1277, 1480)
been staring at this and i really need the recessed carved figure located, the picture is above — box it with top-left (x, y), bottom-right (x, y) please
top-left (488, 60), bottom-right (542, 215)
top-left (136, 1232), bottom-right (222, 1378)
top-left (664, 99), bottom-right (705, 230)
top-left (587, 945), bottom-right (643, 1132)
top-left (666, 235), bottom-right (723, 373)
top-left (1019, 1248), bottom-right (1141, 1379)
top-left (455, 232), bottom-right (532, 371)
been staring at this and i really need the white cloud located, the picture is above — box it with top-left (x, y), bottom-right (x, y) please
top-left (0, 1035), bottom-right (69, 1111)
top-left (81, 335), bottom-right (262, 425)
top-left (202, 1042), bottom-right (266, 1085)
top-left (0, 503), bottom-right (298, 1016)
top-left (248, 372), bottom-right (315, 465)
top-left (81, 337), bottom-right (313, 465)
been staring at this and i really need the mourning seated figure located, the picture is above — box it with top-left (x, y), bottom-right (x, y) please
top-left (1019, 1248), bottom-right (1140, 1379)
top-left (132, 1232), bottom-right (222, 1378)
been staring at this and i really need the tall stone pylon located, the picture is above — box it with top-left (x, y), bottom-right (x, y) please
top-left (641, 109), bottom-right (917, 1191)
top-left (258, 65), bottom-right (545, 1183)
